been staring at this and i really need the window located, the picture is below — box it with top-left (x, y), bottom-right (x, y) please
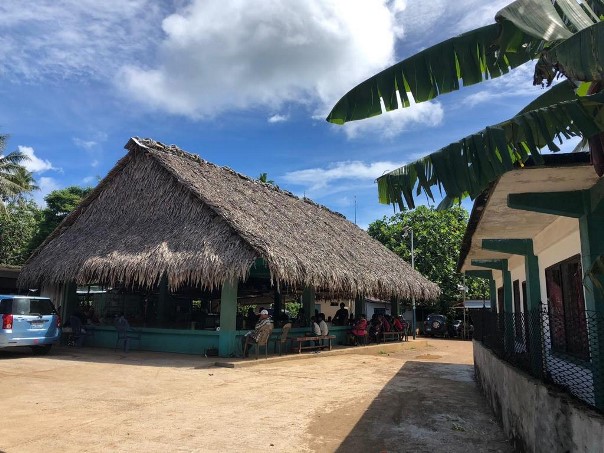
top-left (545, 255), bottom-right (589, 359)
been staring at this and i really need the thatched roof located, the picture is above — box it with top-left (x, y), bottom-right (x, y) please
top-left (19, 137), bottom-right (439, 300)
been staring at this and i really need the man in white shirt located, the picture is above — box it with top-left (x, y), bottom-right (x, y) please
top-left (318, 313), bottom-right (329, 336)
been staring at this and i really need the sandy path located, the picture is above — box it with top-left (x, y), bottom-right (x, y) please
top-left (0, 340), bottom-right (511, 452)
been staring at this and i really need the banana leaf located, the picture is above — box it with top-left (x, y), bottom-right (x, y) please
top-left (541, 21), bottom-right (604, 82)
top-left (376, 89), bottom-right (604, 209)
top-left (327, 0), bottom-right (599, 125)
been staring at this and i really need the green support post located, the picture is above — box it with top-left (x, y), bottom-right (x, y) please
top-left (218, 279), bottom-right (238, 358)
top-left (157, 274), bottom-right (168, 326)
top-left (482, 239), bottom-right (543, 377)
top-left (302, 286), bottom-right (315, 326)
top-left (509, 181), bottom-right (604, 409)
top-left (472, 259), bottom-right (514, 352)
top-left (273, 287), bottom-right (282, 323)
top-left (355, 294), bottom-right (364, 319)
top-left (63, 282), bottom-right (79, 319)
top-left (390, 296), bottom-right (400, 318)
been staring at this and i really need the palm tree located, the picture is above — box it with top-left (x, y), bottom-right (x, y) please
top-left (327, 0), bottom-right (604, 209)
top-left (258, 172), bottom-right (275, 185)
top-left (6, 166), bottom-right (39, 204)
top-left (0, 134), bottom-right (33, 209)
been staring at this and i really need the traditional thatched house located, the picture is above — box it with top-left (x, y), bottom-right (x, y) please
top-left (19, 137), bottom-right (439, 356)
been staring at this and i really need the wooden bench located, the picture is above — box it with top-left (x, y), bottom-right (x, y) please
top-left (380, 331), bottom-right (402, 343)
top-left (293, 335), bottom-right (336, 353)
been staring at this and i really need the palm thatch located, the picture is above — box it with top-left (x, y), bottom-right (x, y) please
top-left (19, 138), bottom-right (439, 301)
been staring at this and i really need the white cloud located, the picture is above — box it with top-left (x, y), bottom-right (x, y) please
top-left (73, 138), bottom-right (98, 150)
top-left (283, 160), bottom-right (406, 198)
top-left (0, 1), bottom-right (165, 82)
top-left (17, 145), bottom-right (58, 173)
top-left (267, 114), bottom-right (289, 123)
top-left (82, 176), bottom-right (96, 184)
top-left (73, 133), bottom-right (107, 168)
top-left (118, 0), bottom-right (402, 118)
top-left (34, 176), bottom-right (61, 207)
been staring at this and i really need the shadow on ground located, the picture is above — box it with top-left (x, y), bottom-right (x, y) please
top-left (324, 360), bottom-right (514, 453)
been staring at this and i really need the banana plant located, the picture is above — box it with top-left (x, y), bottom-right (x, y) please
top-left (327, 0), bottom-right (604, 209)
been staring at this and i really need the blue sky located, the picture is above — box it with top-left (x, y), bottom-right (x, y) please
top-left (0, 0), bottom-right (573, 228)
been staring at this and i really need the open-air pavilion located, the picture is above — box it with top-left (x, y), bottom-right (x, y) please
top-left (18, 137), bottom-right (439, 357)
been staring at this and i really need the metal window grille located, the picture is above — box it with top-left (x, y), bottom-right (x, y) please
top-left (473, 305), bottom-right (604, 412)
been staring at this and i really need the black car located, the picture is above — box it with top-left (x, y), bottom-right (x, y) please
top-left (423, 313), bottom-right (448, 337)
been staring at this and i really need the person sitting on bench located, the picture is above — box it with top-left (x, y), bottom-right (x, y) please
top-left (349, 314), bottom-right (368, 345)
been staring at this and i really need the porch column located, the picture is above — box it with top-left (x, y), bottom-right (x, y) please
top-left (157, 274), bottom-right (168, 326)
top-left (273, 287), bottom-right (282, 323)
top-left (302, 286), bottom-right (315, 326)
top-left (390, 296), bottom-right (400, 318)
top-left (482, 239), bottom-right (543, 377)
top-left (355, 294), bottom-right (364, 319)
top-left (63, 282), bottom-right (79, 319)
top-left (218, 279), bottom-right (238, 358)
top-left (472, 259), bottom-right (514, 352)
top-left (509, 181), bottom-right (604, 409)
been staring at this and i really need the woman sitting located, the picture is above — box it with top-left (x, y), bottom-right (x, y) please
top-left (348, 314), bottom-right (368, 345)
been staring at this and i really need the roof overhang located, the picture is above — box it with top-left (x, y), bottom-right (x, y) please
top-left (459, 154), bottom-right (599, 272)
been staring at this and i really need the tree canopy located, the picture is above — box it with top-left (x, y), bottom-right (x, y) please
top-left (28, 186), bottom-right (93, 257)
top-left (367, 206), bottom-right (488, 314)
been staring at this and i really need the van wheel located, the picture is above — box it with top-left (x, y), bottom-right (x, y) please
top-left (31, 345), bottom-right (52, 355)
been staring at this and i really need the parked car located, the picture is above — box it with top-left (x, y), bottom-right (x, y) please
top-left (423, 313), bottom-right (448, 337)
top-left (0, 296), bottom-right (61, 355)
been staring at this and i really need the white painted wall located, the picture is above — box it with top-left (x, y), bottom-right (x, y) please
top-left (492, 216), bottom-right (581, 312)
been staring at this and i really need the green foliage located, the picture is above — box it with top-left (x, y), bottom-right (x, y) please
top-left (367, 206), bottom-right (488, 312)
top-left (0, 200), bottom-right (42, 265)
top-left (257, 172), bottom-right (276, 186)
top-left (29, 186), bottom-right (93, 252)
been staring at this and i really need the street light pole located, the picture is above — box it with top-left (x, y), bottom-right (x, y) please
top-left (410, 228), bottom-right (416, 340)
top-left (403, 226), bottom-right (416, 340)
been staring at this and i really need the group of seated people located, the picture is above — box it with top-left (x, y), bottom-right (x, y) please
top-left (348, 313), bottom-right (408, 345)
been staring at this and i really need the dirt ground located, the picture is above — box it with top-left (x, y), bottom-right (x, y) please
top-left (0, 339), bottom-right (513, 453)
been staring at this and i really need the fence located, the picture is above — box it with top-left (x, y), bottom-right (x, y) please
top-left (473, 305), bottom-right (604, 412)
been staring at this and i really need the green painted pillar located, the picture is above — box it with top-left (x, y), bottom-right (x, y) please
top-left (578, 204), bottom-right (604, 410)
top-left (489, 279), bottom-right (497, 313)
top-left (390, 296), bottom-right (400, 318)
top-left (482, 239), bottom-right (543, 377)
top-left (355, 295), bottom-right (364, 319)
top-left (63, 282), bottom-right (79, 318)
top-left (472, 259), bottom-right (514, 352)
top-left (273, 287), bottom-right (282, 323)
top-left (157, 274), bottom-right (168, 326)
top-left (218, 279), bottom-right (238, 358)
top-left (302, 286), bottom-right (315, 326)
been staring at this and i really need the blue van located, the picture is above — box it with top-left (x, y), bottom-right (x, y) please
top-left (0, 296), bottom-right (62, 355)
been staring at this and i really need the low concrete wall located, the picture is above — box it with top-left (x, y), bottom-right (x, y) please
top-left (474, 341), bottom-right (604, 453)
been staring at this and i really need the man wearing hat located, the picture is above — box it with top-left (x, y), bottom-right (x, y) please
top-left (242, 308), bottom-right (272, 357)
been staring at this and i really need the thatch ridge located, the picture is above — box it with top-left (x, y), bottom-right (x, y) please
top-left (20, 137), bottom-right (440, 300)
